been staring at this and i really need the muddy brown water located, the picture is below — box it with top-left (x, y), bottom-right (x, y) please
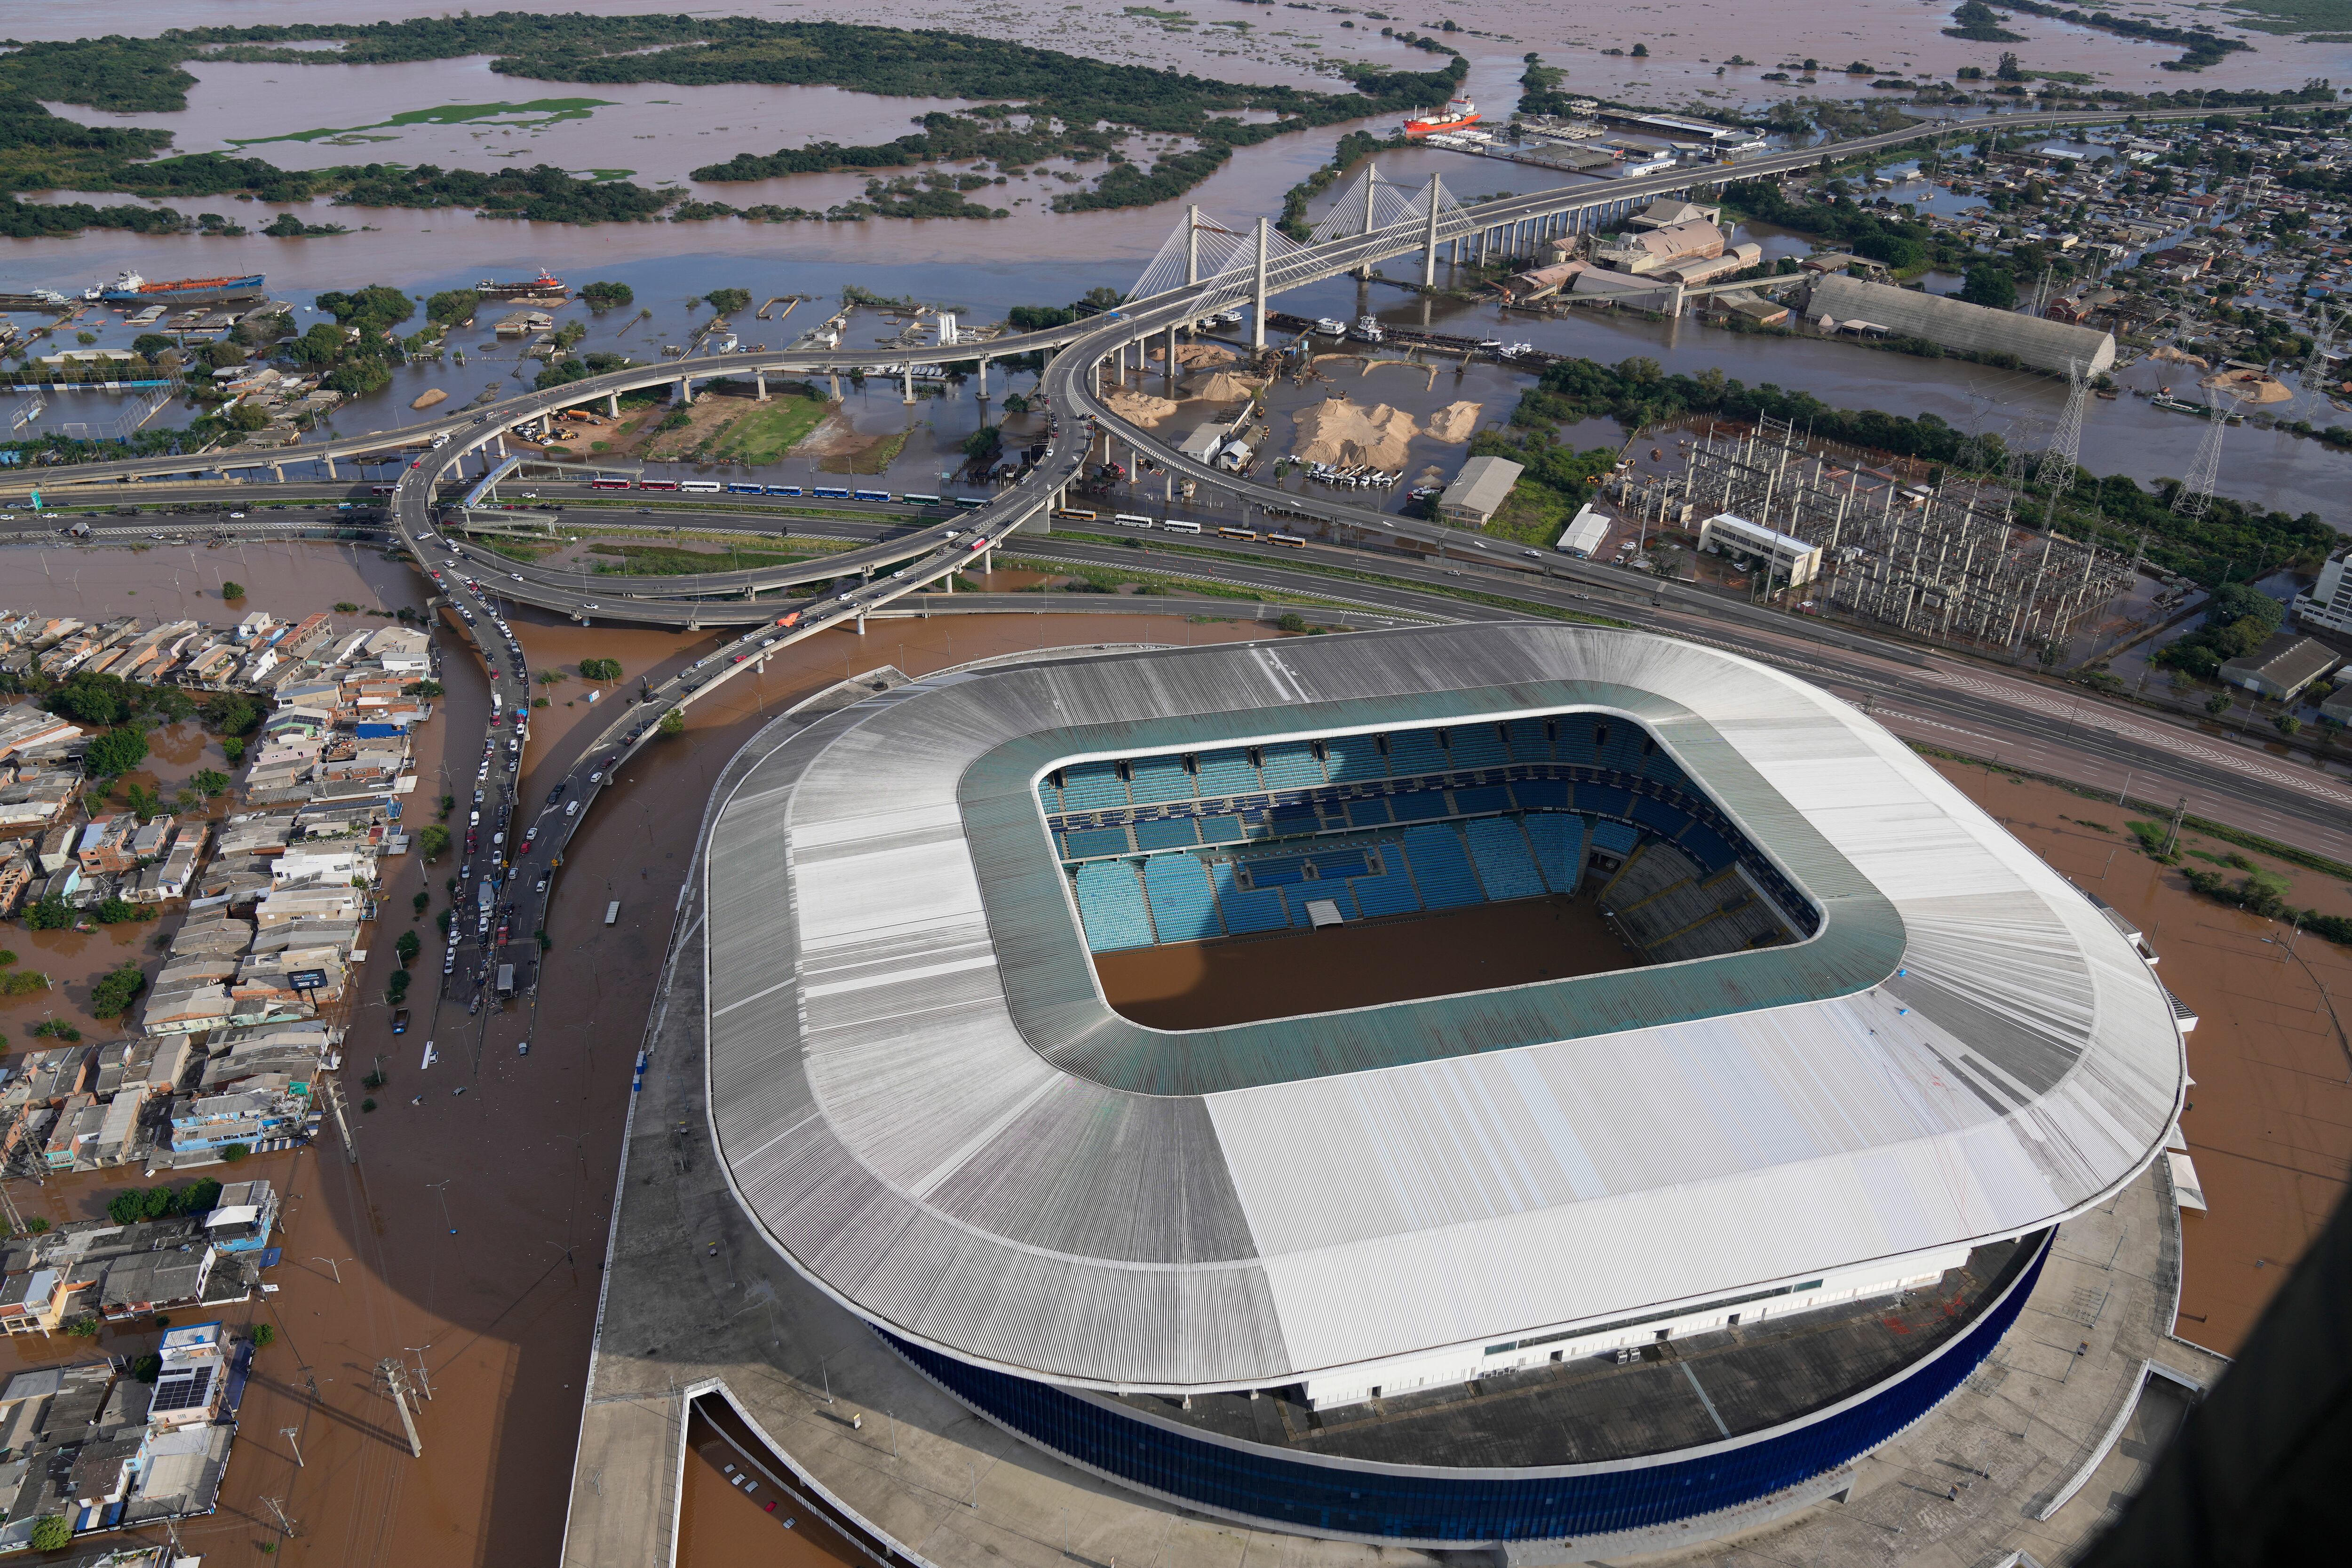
top-left (3, 538), bottom-right (1276, 1567)
top-left (1929, 759), bottom-right (2352, 1358)
top-left (1097, 893), bottom-right (1636, 1031)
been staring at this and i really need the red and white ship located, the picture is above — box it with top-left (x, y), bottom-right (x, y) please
top-left (1404, 98), bottom-right (1480, 136)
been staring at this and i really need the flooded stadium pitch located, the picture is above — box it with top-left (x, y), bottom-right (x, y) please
top-left (1095, 892), bottom-right (1643, 1029)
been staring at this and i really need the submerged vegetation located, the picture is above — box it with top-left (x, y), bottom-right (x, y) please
top-left (0, 13), bottom-right (1463, 232)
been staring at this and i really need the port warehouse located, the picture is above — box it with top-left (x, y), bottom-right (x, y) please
top-left (1802, 273), bottom-right (2118, 376)
top-left (699, 625), bottom-right (2186, 1543)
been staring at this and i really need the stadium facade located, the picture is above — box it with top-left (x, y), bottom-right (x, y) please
top-left (704, 626), bottom-right (2186, 1546)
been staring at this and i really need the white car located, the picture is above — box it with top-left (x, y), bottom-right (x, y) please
top-left (228, 511), bottom-right (246, 519)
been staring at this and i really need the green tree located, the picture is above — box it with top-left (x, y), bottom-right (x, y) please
top-left (189, 768), bottom-right (230, 799)
top-left (2205, 692), bottom-right (2234, 715)
top-left (93, 897), bottom-right (139, 925)
top-left (704, 286), bottom-right (752, 314)
top-left (581, 280), bottom-right (634, 310)
top-left (579, 657), bottom-right (622, 681)
top-left (222, 736), bottom-right (245, 764)
top-left (2276, 714), bottom-right (2303, 735)
top-left (89, 960), bottom-right (148, 1019)
top-left (23, 896), bottom-right (73, 931)
top-left (132, 332), bottom-right (174, 359)
top-left (1959, 264), bottom-right (2017, 309)
top-left (404, 678), bottom-right (446, 697)
top-left (251, 1322), bottom-right (276, 1347)
top-left (220, 580), bottom-right (245, 600)
top-left (658, 707), bottom-right (686, 738)
top-left (962, 424), bottom-right (1002, 462)
top-left (395, 930), bottom-right (421, 967)
top-left (27, 1516), bottom-right (70, 1552)
top-left (84, 726), bottom-right (150, 779)
top-left (221, 1143), bottom-right (250, 1164)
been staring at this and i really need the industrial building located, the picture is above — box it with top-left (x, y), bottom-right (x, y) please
top-left (1805, 274), bottom-right (2117, 376)
top-left (1698, 510), bottom-right (1822, 587)
top-left (703, 626), bottom-right (2185, 1548)
top-left (2292, 544), bottom-right (2352, 637)
top-left (1435, 455), bottom-right (1522, 526)
top-left (2217, 632), bottom-right (2337, 701)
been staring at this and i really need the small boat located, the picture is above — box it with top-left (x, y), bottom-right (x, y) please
top-left (1314, 317), bottom-right (1347, 334)
top-left (1405, 98), bottom-right (1480, 137)
top-left (1351, 314), bottom-right (1385, 344)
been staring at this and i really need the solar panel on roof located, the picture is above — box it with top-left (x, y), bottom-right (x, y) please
top-left (149, 1366), bottom-right (213, 1413)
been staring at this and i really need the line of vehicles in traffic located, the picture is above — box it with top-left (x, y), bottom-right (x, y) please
top-left (1053, 509), bottom-right (1307, 548)
top-left (584, 478), bottom-right (987, 507)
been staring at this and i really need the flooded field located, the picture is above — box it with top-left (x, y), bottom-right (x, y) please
top-left (1928, 758), bottom-right (2352, 1357)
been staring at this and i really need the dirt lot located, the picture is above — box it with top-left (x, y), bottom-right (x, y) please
top-left (1928, 758), bottom-right (2352, 1356)
top-left (1097, 893), bottom-right (1636, 1029)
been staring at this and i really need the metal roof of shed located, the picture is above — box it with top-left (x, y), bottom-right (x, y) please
top-left (704, 626), bottom-right (2184, 1393)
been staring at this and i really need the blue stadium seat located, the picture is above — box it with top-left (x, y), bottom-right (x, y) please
top-left (1526, 814), bottom-right (1588, 895)
top-left (1248, 858), bottom-right (1308, 887)
top-left (1385, 729), bottom-right (1450, 778)
top-left (1059, 761), bottom-right (1129, 812)
top-left (1555, 722), bottom-right (1600, 767)
top-left (1073, 862), bottom-right (1155, 951)
top-left (1134, 818), bottom-right (1201, 852)
top-left (1590, 820), bottom-right (1641, 857)
top-left (1451, 785), bottom-right (1510, 816)
top-left (1577, 783), bottom-right (1633, 819)
top-left (1296, 883), bottom-right (1359, 921)
top-left (1644, 750), bottom-right (1689, 789)
top-left (1447, 723), bottom-right (1510, 770)
top-left (1400, 825), bottom-right (1486, 909)
top-left (1063, 827), bottom-right (1134, 860)
top-left (1681, 824), bottom-right (1736, 874)
top-left (1465, 818), bottom-right (1545, 901)
top-left (1346, 798), bottom-right (1392, 828)
top-left (1143, 854), bottom-right (1222, 942)
top-left (1310, 849), bottom-right (1371, 879)
top-left (1258, 742), bottom-right (1326, 790)
top-left (1197, 814), bottom-right (1246, 844)
top-left (1037, 778), bottom-right (1063, 814)
top-left (1596, 725), bottom-right (1645, 775)
top-left (1350, 870), bottom-right (1421, 918)
top-left (1192, 748), bottom-right (1260, 797)
top-left (1127, 754), bottom-right (1193, 804)
top-left (1208, 860), bottom-right (1281, 930)
top-left (1511, 779), bottom-right (1569, 811)
top-left (1321, 734), bottom-right (1389, 783)
top-left (1632, 796), bottom-right (1688, 839)
top-left (1389, 791), bottom-right (1448, 822)
top-left (1269, 804), bottom-right (1318, 835)
top-left (1499, 720), bottom-right (1541, 764)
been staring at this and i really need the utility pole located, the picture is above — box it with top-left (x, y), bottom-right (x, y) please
top-left (406, 1345), bottom-right (436, 1401)
top-left (261, 1496), bottom-right (297, 1537)
top-left (2163, 795), bottom-right (2189, 857)
top-left (319, 1074), bottom-right (358, 1166)
top-left (379, 1357), bottom-right (424, 1457)
top-left (282, 1425), bottom-right (305, 1468)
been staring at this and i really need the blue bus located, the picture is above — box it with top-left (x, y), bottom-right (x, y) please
top-left (953, 496), bottom-right (986, 509)
top-left (811, 486), bottom-right (852, 500)
top-left (852, 488), bottom-right (890, 503)
top-left (726, 482), bottom-right (763, 495)
top-left (766, 485), bottom-right (804, 497)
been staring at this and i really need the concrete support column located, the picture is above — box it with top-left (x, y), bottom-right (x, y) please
top-left (496, 435), bottom-right (508, 458)
top-left (976, 357), bottom-right (989, 398)
top-left (1185, 204), bottom-right (1201, 287)
top-left (1163, 326), bottom-right (1178, 384)
top-left (1421, 176), bottom-right (1441, 288)
top-left (324, 454), bottom-right (336, 480)
top-left (1251, 217), bottom-right (1269, 355)
top-left (902, 364), bottom-right (915, 404)
top-left (677, 377), bottom-right (693, 405)
top-left (271, 464), bottom-right (284, 482)
top-left (606, 392), bottom-right (620, 418)
top-left (755, 370), bottom-right (768, 402)
top-left (1355, 165), bottom-right (1380, 280)
top-left (855, 611), bottom-right (866, 635)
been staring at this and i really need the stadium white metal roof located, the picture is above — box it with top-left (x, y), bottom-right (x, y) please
top-left (704, 626), bottom-right (2185, 1393)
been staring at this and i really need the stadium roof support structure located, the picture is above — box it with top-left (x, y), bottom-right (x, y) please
top-left (703, 626), bottom-right (2185, 1394)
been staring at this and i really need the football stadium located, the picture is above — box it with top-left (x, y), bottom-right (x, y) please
top-left (703, 624), bottom-right (2187, 1547)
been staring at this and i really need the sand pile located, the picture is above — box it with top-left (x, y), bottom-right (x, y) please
top-left (1292, 397), bottom-right (1417, 469)
top-left (2201, 367), bottom-right (2292, 405)
top-left (1189, 370), bottom-right (1265, 402)
top-left (410, 387), bottom-right (449, 411)
top-left (2153, 344), bottom-right (2212, 369)
top-left (1172, 342), bottom-right (1238, 368)
top-left (1423, 400), bottom-right (1484, 443)
top-left (1103, 387), bottom-right (1181, 426)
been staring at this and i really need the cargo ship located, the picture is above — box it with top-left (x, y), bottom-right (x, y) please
top-left (86, 271), bottom-right (265, 306)
top-left (1404, 98), bottom-right (1479, 137)
top-left (477, 269), bottom-right (567, 299)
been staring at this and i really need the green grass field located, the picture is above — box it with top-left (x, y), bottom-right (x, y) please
top-left (707, 391), bottom-right (831, 465)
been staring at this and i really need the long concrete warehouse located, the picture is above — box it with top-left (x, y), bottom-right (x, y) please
top-left (1805, 273), bottom-right (2117, 375)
